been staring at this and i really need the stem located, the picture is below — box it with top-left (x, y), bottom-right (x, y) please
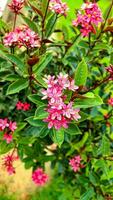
top-left (81, 75), bottom-right (111, 94)
top-left (97, 0), bottom-right (113, 40)
top-left (13, 13), bottom-right (17, 31)
top-left (41, 0), bottom-right (50, 40)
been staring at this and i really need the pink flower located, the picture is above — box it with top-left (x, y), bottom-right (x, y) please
top-left (16, 101), bottom-right (24, 110)
top-left (63, 102), bottom-right (81, 121)
top-left (42, 73), bottom-right (80, 130)
top-left (0, 118), bottom-right (9, 130)
top-left (8, 0), bottom-right (25, 14)
top-left (2, 153), bottom-right (18, 175)
top-left (106, 65), bottom-right (113, 80)
top-left (22, 102), bottom-right (31, 111)
top-left (68, 80), bottom-right (79, 91)
top-left (18, 26), bottom-right (41, 48)
top-left (3, 133), bottom-right (13, 144)
top-left (49, 0), bottom-right (68, 16)
top-left (16, 101), bottom-right (31, 111)
top-left (3, 26), bottom-right (41, 49)
top-left (69, 155), bottom-right (83, 172)
top-left (72, 2), bottom-right (102, 37)
top-left (108, 98), bottom-right (113, 106)
top-left (9, 121), bottom-right (17, 132)
top-left (32, 168), bottom-right (48, 186)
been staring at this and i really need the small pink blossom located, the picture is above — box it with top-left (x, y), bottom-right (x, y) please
top-left (42, 73), bottom-right (80, 130)
top-left (49, 0), bottom-right (68, 16)
top-left (16, 101), bottom-right (31, 111)
top-left (69, 155), bottom-right (83, 172)
top-left (72, 2), bottom-right (102, 37)
top-left (3, 26), bottom-right (41, 49)
top-left (9, 121), bottom-right (17, 132)
top-left (16, 101), bottom-right (24, 110)
top-left (2, 153), bottom-right (18, 175)
top-left (108, 98), bottom-right (113, 106)
top-left (32, 168), bottom-right (48, 186)
top-left (0, 118), bottom-right (9, 130)
top-left (3, 133), bottom-right (13, 144)
top-left (8, 0), bottom-right (25, 14)
top-left (63, 102), bottom-right (81, 121)
top-left (106, 65), bottom-right (113, 80)
top-left (68, 80), bottom-right (79, 91)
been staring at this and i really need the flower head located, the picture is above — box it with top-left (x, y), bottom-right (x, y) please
top-left (3, 133), bottom-right (13, 144)
top-left (108, 98), bottom-right (113, 106)
top-left (16, 101), bottom-right (31, 111)
top-left (106, 65), bottom-right (113, 80)
top-left (0, 118), bottom-right (9, 130)
top-left (42, 73), bottom-right (80, 130)
top-left (69, 155), bottom-right (83, 172)
top-left (3, 26), bottom-right (41, 49)
top-left (72, 2), bottom-right (102, 37)
top-left (2, 153), bottom-right (18, 175)
top-left (8, 0), bottom-right (25, 14)
top-left (49, 0), bottom-right (68, 16)
top-left (9, 121), bottom-right (17, 132)
top-left (32, 168), bottom-right (48, 186)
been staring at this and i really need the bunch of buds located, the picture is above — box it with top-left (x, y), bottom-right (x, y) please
top-left (0, 118), bottom-right (17, 143)
top-left (8, 0), bottom-right (25, 14)
top-left (72, 2), bottom-right (102, 37)
top-left (41, 73), bottom-right (81, 130)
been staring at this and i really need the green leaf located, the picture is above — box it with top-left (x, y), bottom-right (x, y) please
top-left (99, 134), bottom-right (110, 156)
top-left (0, 52), bottom-right (25, 74)
top-left (33, 53), bottom-right (53, 75)
top-left (34, 105), bottom-right (48, 119)
top-left (45, 14), bottom-right (57, 37)
top-left (51, 128), bottom-right (64, 147)
top-left (14, 122), bottom-right (27, 134)
top-left (21, 14), bottom-right (39, 33)
top-left (28, 94), bottom-right (46, 106)
top-left (25, 116), bottom-right (45, 127)
top-left (6, 78), bottom-right (29, 95)
top-left (75, 58), bottom-right (88, 86)
top-left (80, 188), bottom-right (94, 200)
top-left (74, 93), bottom-right (103, 108)
top-left (78, 111), bottom-right (89, 122)
top-left (3, 74), bottom-right (20, 81)
top-left (73, 132), bottom-right (89, 151)
top-left (65, 124), bottom-right (82, 135)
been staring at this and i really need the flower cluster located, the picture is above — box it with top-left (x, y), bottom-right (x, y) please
top-left (106, 65), bottom-right (113, 80)
top-left (41, 73), bottom-right (81, 130)
top-left (108, 98), bottom-right (113, 106)
top-left (3, 26), bottom-right (41, 49)
top-left (49, 0), bottom-right (68, 17)
top-left (0, 118), bottom-right (17, 143)
top-left (32, 168), bottom-right (48, 186)
top-left (69, 155), bottom-right (83, 172)
top-left (72, 2), bottom-right (102, 37)
top-left (8, 0), bottom-right (25, 14)
top-left (2, 153), bottom-right (18, 175)
top-left (16, 101), bottom-right (31, 111)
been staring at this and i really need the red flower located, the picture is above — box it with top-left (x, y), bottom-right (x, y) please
top-left (32, 168), bottom-right (48, 186)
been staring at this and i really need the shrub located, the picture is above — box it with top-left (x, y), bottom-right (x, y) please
top-left (0, 0), bottom-right (113, 199)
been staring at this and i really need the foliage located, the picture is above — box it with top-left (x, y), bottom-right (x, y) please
top-left (0, 0), bottom-right (113, 199)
